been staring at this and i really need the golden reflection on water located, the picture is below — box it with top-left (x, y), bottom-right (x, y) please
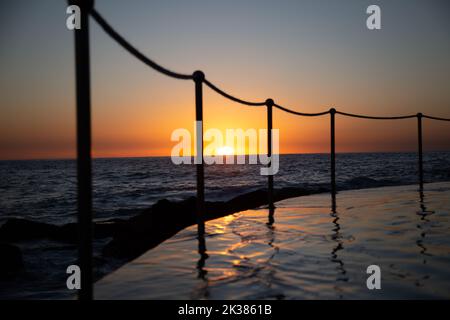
top-left (191, 184), bottom-right (450, 299)
top-left (94, 183), bottom-right (450, 299)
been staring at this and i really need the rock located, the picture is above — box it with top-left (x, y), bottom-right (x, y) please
top-left (103, 197), bottom-right (198, 258)
top-left (0, 218), bottom-right (126, 243)
top-left (0, 243), bottom-right (24, 276)
top-left (0, 218), bottom-right (59, 241)
top-left (0, 218), bottom-right (76, 243)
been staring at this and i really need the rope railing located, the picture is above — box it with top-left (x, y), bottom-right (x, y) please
top-left (90, 8), bottom-right (450, 122)
top-left (274, 103), bottom-right (330, 117)
top-left (90, 9), bottom-right (193, 80)
top-left (70, 1), bottom-right (450, 300)
top-left (423, 115), bottom-right (450, 122)
top-left (203, 79), bottom-right (266, 107)
top-left (336, 110), bottom-right (417, 120)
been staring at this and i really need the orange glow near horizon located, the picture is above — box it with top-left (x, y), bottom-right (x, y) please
top-left (2, 106), bottom-right (449, 160)
top-left (215, 146), bottom-right (235, 156)
top-left (1, 2), bottom-right (450, 160)
top-left (2, 66), bottom-right (449, 160)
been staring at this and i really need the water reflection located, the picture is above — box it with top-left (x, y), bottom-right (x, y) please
top-left (194, 207), bottom-right (279, 299)
top-left (197, 232), bottom-right (208, 279)
top-left (264, 207), bottom-right (282, 299)
top-left (330, 194), bottom-right (348, 288)
top-left (416, 189), bottom-right (434, 264)
top-left (195, 224), bottom-right (210, 298)
top-left (267, 207), bottom-right (275, 227)
top-left (266, 207), bottom-right (277, 251)
top-left (193, 189), bottom-right (433, 296)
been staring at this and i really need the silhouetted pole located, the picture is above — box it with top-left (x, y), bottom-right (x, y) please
top-left (417, 113), bottom-right (424, 190)
top-left (330, 108), bottom-right (336, 197)
top-left (266, 99), bottom-right (275, 210)
top-left (72, 0), bottom-right (94, 301)
top-left (193, 71), bottom-right (205, 237)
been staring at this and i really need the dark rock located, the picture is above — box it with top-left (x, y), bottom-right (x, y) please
top-left (0, 243), bottom-right (23, 276)
top-left (0, 218), bottom-right (62, 242)
top-left (0, 218), bottom-right (126, 243)
top-left (103, 197), bottom-right (198, 258)
top-left (0, 218), bottom-right (77, 243)
top-left (94, 219), bottom-right (126, 238)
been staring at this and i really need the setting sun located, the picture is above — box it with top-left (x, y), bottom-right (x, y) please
top-left (216, 146), bottom-right (235, 156)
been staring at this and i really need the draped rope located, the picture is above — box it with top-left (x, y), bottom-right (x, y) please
top-left (90, 9), bottom-right (450, 121)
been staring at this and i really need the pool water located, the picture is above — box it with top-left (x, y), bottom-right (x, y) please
top-left (96, 182), bottom-right (450, 299)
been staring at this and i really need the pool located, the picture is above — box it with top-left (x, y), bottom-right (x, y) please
top-left (96, 182), bottom-right (450, 299)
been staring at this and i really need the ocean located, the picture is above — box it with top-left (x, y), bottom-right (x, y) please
top-left (1, 152), bottom-right (450, 225)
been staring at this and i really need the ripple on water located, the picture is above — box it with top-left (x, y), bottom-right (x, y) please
top-left (95, 182), bottom-right (450, 299)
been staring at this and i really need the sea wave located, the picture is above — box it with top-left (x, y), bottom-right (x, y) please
top-left (1, 152), bottom-right (449, 224)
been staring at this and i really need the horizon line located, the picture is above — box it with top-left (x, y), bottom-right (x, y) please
top-left (1, 149), bottom-right (450, 162)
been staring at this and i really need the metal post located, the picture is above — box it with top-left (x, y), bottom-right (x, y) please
top-left (417, 113), bottom-right (424, 190)
top-left (193, 71), bottom-right (205, 237)
top-left (330, 108), bottom-right (336, 197)
top-left (266, 99), bottom-right (275, 210)
top-left (72, 0), bottom-right (94, 300)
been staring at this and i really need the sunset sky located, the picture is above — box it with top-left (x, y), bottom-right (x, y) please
top-left (1, 0), bottom-right (449, 160)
